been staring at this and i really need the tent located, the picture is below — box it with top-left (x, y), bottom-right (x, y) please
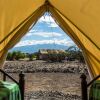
top-left (0, 0), bottom-right (100, 78)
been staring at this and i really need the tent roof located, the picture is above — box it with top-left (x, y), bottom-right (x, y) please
top-left (0, 0), bottom-right (100, 78)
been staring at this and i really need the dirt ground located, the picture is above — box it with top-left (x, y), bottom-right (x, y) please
top-left (0, 60), bottom-right (90, 100)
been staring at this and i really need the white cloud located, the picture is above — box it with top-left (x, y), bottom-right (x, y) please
top-left (33, 32), bottom-right (62, 37)
top-left (53, 39), bottom-right (75, 46)
top-left (14, 15), bottom-right (75, 48)
top-left (26, 32), bottom-right (63, 38)
top-left (48, 23), bottom-right (58, 27)
top-left (39, 15), bottom-right (55, 23)
top-left (26, 33), bottom-right (33, 36)
top-left (28, 29), bottom-right (36, 33)
top-left (26, 29), bottom-right (36, 36)
top-left (38, 15), bottom-right (59, 27)
top-left (15, 39), bottom-right (75, 47)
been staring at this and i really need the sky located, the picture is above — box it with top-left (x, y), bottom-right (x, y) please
top-left (14, 13), bottom-right (75, 48)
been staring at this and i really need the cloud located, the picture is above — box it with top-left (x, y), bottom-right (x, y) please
top-left (38, 15), bottom-right (59, 27)
top-left (53, 39), bottom-right (75, 46)
top-left (14, 15), bottom-right (75, 48)
top-left (39, 15), bottom-right (55, 23)
top-left (15, 39), bottom-right (75, 47)
top-left (26, 32), bottom-right (63, 38)
top-left (33, 32), bottom-right (62, 37)
top-left (25, 29), bottom-right (37, 36)
top-left (48, 23), bottom-right (58, 27)
top-left (28, 29), bottom-right (36, 33)
top-left (25, 15), bottom-right (60, 37)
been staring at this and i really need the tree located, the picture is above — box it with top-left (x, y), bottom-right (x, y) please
top-left (6, 51), bottom-right (26, 61)
top-left (28, 53), bottom-right (37, 61)
top-left (16, 51), bottom-right (26, 60)
top-left (66, 46), bottom-right (85, 63)
top-left (11, 51), bottom-right (17, 60)
top-left (6, 52), bottom-right (12, 60)
top-left (76, 50), bottom-right (85, 63)
top-left (48, 52), bottom-right (67, 62)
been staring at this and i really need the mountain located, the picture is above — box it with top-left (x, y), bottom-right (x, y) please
top-left (9, 44), bottom-right (68, 53)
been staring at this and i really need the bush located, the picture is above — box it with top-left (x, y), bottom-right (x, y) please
top-left (48, 52), bottom-right (67, 62)
top-left (6, 51), bottom-right (26, 60)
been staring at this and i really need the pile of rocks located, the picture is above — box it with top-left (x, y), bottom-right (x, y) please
top-left (4, 61), bottom-right (87, 74)
top-left (25, 91), bottom-right (81, 100)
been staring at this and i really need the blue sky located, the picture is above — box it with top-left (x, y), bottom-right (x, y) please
top-left (14, 13), bottom-right (75, 48)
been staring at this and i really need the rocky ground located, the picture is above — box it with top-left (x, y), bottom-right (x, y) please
top-left (4, 60), bottom-right (88, 74)
top-left (0, 60), bottom-right (90, 100)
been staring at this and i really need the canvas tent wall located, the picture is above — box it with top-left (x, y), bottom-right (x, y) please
top-left (0, 0), bottom-right (100, 78)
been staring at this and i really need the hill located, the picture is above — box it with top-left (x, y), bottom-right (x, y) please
top-left (10, 44), bottom-right (68, 53)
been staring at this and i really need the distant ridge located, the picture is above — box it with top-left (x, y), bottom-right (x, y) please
top-left (10, 44), bottom-right (68, 53)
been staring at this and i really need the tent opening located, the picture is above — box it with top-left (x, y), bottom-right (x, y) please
top-left (0, 1), bottom-right (100, 100)
top-left (6, 12), bottom-right (86, 65)
top-left (1, 13), bottom-right (89, 100)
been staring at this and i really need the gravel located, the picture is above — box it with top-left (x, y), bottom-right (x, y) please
top-left (25, 91), bottom-right (81, 100)
top-left (2, 60), bottom-right (89, 100)
top-left (4, 60), bottom-right (87, 74)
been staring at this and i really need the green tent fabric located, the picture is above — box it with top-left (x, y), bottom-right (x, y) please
top-left (89, 80), bottom-right (100, 100)
top-left (0, 81), bottom-right (21, 100)
top-left (0, 0), bottom-right (100, 78)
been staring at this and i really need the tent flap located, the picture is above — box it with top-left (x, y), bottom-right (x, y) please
top-left (49, 5), bottom-right (100, 77)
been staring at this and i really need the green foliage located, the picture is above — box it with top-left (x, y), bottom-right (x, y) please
top-left (6, 51), bottom-right (26, 60)
top-left (27, 53), bottom-right (37, 61)
top-left (6, 51), bottom-right (38, 61)
top-left (6, 46), bottom-right (85, 63)
top-left (48, 52), bottom-right (68, 62)
top-left (6, 52), bottom-right (12, 60)
top-left (65, 46), bottom-right (85, 63)
top-left (16, 51), bottom-right (26, 60)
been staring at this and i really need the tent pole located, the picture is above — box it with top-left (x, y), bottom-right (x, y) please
top-left (19, 71), bottom-right (25, 100)
top-left (80, 73), bottom-right (88, 100)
